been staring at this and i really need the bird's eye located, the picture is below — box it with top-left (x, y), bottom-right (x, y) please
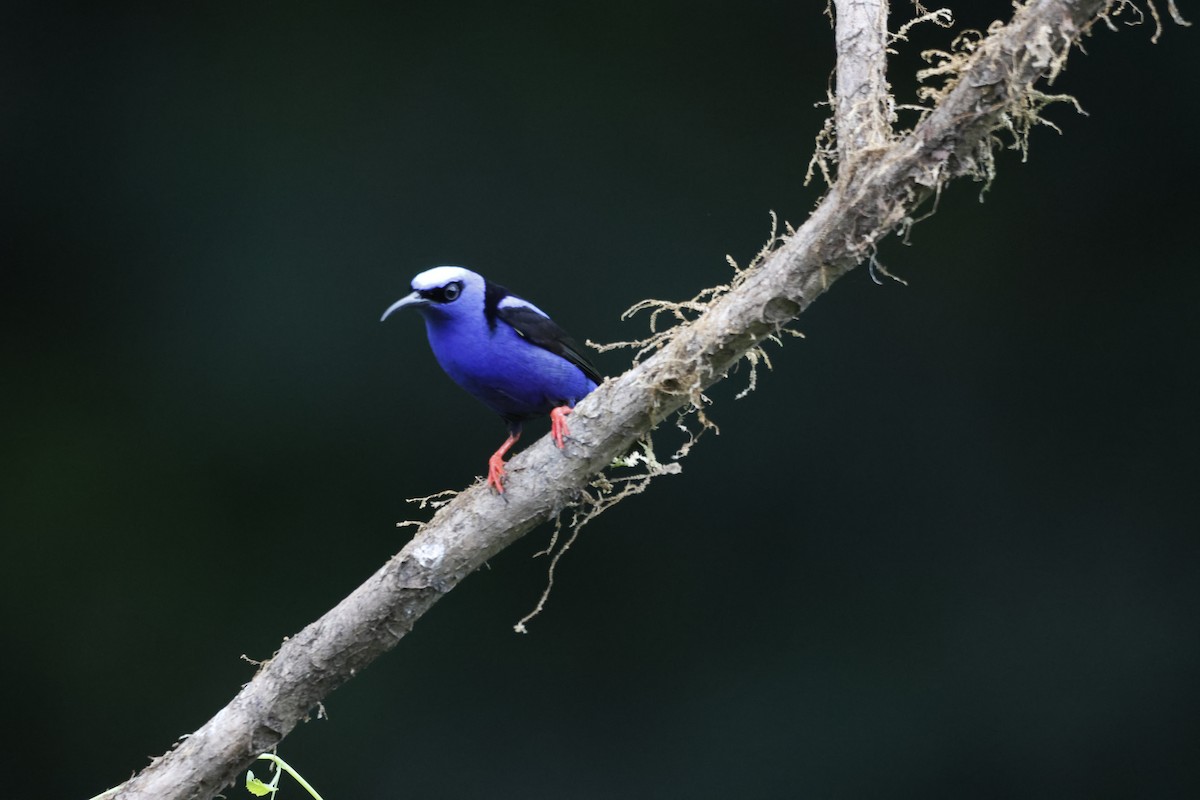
top-left (442, 281), bottom-right (462, 302)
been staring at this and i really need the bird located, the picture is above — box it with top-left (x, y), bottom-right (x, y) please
top-left (381, 266), bottom-right (601, 493)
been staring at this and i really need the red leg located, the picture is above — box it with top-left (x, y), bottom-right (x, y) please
top-left (549, 405), bottom-right (573, 449)
top-left (487, 431), bottom-right (521, 493)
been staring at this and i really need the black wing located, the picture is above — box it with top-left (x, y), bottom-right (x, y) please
top-left (497, 305), bottom-right (603, 386)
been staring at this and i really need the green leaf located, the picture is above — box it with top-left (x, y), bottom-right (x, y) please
top-left (246, 771), bottom-right (277, 797)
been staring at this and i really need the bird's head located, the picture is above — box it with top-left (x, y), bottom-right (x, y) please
top-left (380, 266), bottom-right (486, 323)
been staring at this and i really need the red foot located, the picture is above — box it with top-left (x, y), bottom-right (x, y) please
top-left (487, 431), bottom-right (521, 493)
top-left (486, 453), bottom-right (507, 493)
top-left (550, 405), bottom-right (573, 449)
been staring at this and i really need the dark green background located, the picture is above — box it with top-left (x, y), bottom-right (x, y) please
top-left (4, 2), bottom-right (1197, 797)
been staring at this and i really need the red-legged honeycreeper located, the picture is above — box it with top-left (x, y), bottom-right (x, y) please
top-left (382, 267), bottom-right (601, 493)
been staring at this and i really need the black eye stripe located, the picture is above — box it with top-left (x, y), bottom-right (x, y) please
top-left (419, 280), bottom-right (464, 304)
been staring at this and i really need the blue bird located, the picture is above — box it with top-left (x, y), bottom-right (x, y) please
top-left (382, 266), bottom-right (601, 493)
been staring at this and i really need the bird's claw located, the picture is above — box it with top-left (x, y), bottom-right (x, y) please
top-left (486, 431), bottom-right (521, 494)
top-left (550, 406), bottom-right (573, 449)
top-left (487, 455), bottom-right (507, 493)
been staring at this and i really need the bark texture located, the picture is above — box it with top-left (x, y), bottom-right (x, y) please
top-left (835, 0), bottom-right (893, 165)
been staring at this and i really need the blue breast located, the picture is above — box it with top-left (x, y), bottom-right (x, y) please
top-left (424, 315), bottom-right (597, 422)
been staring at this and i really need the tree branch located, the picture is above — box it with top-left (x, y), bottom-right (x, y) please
top-left (834, 0), bottom-right (893, 167)
top-left (104, 1), bottom-right (1120, 797)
